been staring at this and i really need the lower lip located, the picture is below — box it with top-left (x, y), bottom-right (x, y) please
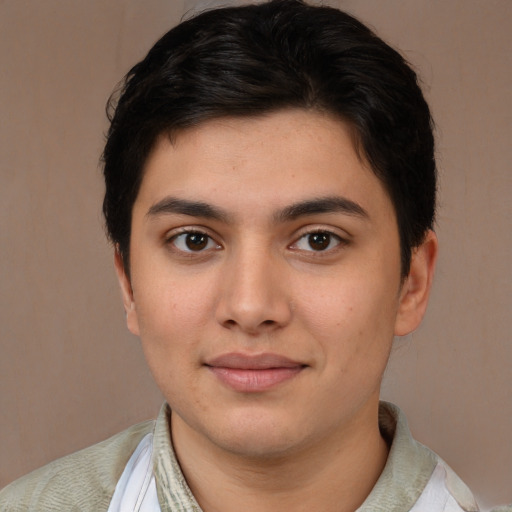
top-left (208, 366), bottom-right (304, 392)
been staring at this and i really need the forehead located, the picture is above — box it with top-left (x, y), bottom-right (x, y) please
top-left (134, 109), bottom-right (392, 222)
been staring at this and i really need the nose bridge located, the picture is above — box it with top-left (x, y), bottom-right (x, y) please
top-left (216, 238), bottom-right (291, 333)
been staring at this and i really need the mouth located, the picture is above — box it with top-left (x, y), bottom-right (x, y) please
top-left (205, 353), bottom-right (307, 393)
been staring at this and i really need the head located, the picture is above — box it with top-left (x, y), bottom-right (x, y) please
top-left (102, 0), bottom-right (436, 278)
top-left (103, 0), bottom-right (438, 461)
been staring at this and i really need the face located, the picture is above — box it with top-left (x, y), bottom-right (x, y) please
top-left (117, 109), bottom-right (435, 459)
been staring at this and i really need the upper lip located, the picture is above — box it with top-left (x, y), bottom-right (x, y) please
top-left (205, 353), bottom-right (305, 370)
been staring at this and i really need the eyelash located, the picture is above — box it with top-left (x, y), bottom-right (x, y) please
top-left (290, 229), bottom-right (347, 253)
top-left (166, 229), bottom-right (221, 254)
top-left (165, 228), bottom-right (348, 256)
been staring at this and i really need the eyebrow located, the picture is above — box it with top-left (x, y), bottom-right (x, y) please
top-left (147, 197), bottom-right (230, 222)
top-left (146, 195), bottom-right (368, 223)
top-left (274, 196), bottom-right (369, 222)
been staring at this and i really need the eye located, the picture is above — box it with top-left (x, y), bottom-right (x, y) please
top-left (293, 231), bottom-right (342, 252)
top-left (170, 231), bottom-right (220, 253)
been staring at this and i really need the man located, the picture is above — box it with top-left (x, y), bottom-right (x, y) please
top-left (0, 1), bottom-right (482, 510)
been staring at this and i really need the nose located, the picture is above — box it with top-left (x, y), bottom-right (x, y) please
top-left (215, 246), bottom-right (292, 335)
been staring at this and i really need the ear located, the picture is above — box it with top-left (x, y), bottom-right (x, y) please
top-left (394, 230), bottom-right (438, 336)
top-left (114, 248), bottom-right (140, 336)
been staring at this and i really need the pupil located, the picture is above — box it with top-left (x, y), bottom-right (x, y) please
top-left (309, 233), bottom-right (330, 251)
top-left (186, 233), bottom-right (208, 251)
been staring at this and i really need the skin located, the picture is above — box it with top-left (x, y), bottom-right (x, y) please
top-left (115, 109), bottom-right (437, 512)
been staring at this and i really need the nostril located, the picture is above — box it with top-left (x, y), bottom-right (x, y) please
top-left (221, 318), bottom-right (277, 331)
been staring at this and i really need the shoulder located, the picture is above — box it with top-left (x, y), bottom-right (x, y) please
top-left (0, 420), bottom-right (155, 512)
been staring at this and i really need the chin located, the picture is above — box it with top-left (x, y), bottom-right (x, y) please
top-left (218, 432), bottom-right (302, 460)
top-left (205, 410), bottom-right (312, 459)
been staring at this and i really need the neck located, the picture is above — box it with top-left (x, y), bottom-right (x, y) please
top-left (170, 401), bottom-right (389, 512)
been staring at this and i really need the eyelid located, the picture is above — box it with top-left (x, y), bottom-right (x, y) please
top-left (288, 226), bottom-right (350, 253)
top-left (165, 226), bottom-right (222, 253)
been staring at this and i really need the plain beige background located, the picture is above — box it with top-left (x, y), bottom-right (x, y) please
top-left (0, 0), bottom-right (510, 509)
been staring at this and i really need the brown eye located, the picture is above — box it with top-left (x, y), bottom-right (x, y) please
top-left (171, 231), bottom-right (220, 253)
top-left (308, 232), bottom-right (331, 251)
top-left (292, 231), bottom-right (342, 252)
top-left (185, 233), bottom-right (208, 251)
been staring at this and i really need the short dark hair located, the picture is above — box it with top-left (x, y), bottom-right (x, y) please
top-left (103, 0), bottom-right (436, 275)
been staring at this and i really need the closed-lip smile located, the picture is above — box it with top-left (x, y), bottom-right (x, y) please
top-left (205, 353), bottom-right (306, 392)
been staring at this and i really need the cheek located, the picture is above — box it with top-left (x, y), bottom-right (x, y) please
top-left (298, 270), bottom-right (399, 367)
top-left (133, 264), bottom-right (214, 333)
top-left (133, 287), bottom-right (208, 408)
top-left (130, 272), bottom-right (215, 383)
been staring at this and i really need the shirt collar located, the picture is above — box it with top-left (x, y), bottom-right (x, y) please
top-left (152, 404), bottom-right (202, 512)
top-left (356, 401), bottom-right (437, 511)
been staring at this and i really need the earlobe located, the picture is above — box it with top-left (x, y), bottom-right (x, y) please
top-left (114, 249), bottom-right (140, 336)
top-left (394, 230), bottom-right (438, 336)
